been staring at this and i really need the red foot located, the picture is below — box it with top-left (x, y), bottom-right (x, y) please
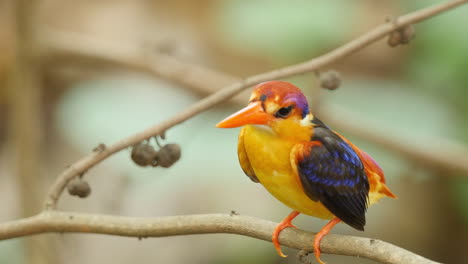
top-left (313, 217), bottom-right (341, 264)
top-left (272, 211), bottom-right (300, 257)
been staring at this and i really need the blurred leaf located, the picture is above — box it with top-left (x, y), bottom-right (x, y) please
top-left (56, 76), bottom-right (197, 146)
top-left (0, 239), bottom-right (23, 264)
top-left (324, 79), bottom-right (460, 180)
top-left (450, 178), bottom-right (468, 224)
top-left (328, 79), bottom-right (459, 139)
top-left (212, 0), bottom-right (355, 63)
top-left (404, 1), bottom-right (468, 116)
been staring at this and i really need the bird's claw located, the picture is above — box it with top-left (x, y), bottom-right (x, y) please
top-left (314, 247), bottom-right (327, 264)
top-left (272, 223), bottom-right (296, 257)
top-left (272, 211), bottom-right (300, 258)
top-left (312, 217), bottom-right (341, 264)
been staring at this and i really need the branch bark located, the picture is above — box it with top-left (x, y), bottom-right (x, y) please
top-left (0, 211), bottom-right (440, 264)
top-left (42, 0), bottom-right (468, 210)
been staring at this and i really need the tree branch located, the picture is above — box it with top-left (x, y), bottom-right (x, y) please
top-left (0, 211), bottom-right (440, 264)
top-left (42, 0), bottom-right (468, 210)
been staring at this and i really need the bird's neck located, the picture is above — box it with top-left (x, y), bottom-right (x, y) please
top-left (269, 114), bottom-right (313, 142)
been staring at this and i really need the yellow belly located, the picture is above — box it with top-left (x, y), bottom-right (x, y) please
top-left (242, 125), bottom-right (334, 219)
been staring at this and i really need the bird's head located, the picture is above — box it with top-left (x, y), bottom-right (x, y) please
top-left (216, 81), bottom-right (313, 140)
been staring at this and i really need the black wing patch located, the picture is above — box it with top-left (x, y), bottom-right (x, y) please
top-left (296, 126), bottom-right (369, 230)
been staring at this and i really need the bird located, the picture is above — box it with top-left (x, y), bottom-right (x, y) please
top-left (216, 81), bottom-right (396, 264)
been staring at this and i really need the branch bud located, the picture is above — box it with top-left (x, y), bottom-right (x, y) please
top-left (388, 24), bottom-right (415, 47)
top-left (67, 178), bottom-right (91, 198)
top-left (319, 70), bottom-right (341, 90)
top-left (131, 143), bottom-right (158, 167)
top-left (154, 144), bottom-right (181, 168)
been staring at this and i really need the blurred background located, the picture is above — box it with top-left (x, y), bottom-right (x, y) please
top-left (1, 0), bottom-right (468, 263)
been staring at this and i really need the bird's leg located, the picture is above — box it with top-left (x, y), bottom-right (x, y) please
top-left (313, 217), bottom-right (341, 264)
top-left (272, 210), bottom-right (300, 257)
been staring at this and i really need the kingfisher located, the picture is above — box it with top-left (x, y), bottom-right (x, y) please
top-left (216, 81), bottom-right (396, 264)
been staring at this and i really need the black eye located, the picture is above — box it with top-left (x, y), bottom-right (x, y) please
top-left (275, 106), bottom-right (293, 118)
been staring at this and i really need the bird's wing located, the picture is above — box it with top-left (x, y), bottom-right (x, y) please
top-left (338, 133), bottom-right (397, 199)
top-left (238, 127), bottom-right (259, 183)
top-left (290, 127), bottom-right (370, 230)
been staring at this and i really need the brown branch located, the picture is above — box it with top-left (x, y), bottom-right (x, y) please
top-left (0, 211), bottom-right (440, 264)
top-left (42, 0), bottom-right (468, 210)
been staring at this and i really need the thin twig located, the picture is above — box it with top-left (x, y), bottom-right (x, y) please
top-left (0, 211), bottom-right (440, 264)
top-left (43, 0), bottom-right (468, 210)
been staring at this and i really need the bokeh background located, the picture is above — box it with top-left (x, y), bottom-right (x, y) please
top-left (1, 0), bottom-right (467, 263)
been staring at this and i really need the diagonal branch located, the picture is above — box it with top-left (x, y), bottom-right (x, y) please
top-left (42, 0), bottom-right (468, 210)
top-left (0, 211), bottom-right (440, 264)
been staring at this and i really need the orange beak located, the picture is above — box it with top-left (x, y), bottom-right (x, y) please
top-left (216, 101), bottom-right (271, 128)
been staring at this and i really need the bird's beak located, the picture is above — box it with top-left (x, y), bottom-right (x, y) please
top-left (216, 101), bottom-right (271, 128)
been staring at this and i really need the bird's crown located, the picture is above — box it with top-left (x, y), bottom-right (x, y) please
top-left (250, 81), bottom-right (310, 118)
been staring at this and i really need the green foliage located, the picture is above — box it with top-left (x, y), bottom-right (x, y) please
top-left (0, 239), bottom-right (23, 264)
top-left (212, 0), bottom-right (355, 63)
top-left (403, 1), bottom-right (468, 142)
top-left (398, 0), bottom-right (468, 225)
top-left (326, 79), bottom-right (460, 180)
top-left (329, 79), bottom-right (459, 140)
top-left (450, 178), bottom-right (468, 224)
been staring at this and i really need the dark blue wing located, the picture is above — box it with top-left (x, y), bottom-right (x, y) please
top-left (295, 126), bottom-right (370, 230)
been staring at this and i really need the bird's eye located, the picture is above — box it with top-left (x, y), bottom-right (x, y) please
top-left (275, 106), bottom-right (293, 118)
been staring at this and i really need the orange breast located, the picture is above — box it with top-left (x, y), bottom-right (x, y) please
top-left (240, 125), bottom-right (335, 219)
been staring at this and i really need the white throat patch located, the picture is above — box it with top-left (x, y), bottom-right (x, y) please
top-left (300, 114), bottom-right (313, 127)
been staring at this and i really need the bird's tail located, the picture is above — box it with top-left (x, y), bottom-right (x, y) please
top-left (338, 134), bottom-right (397, 201)
top-left (368, 170), bottom-right (397, 205)
top-left (380, 182), bottom-right (397, 199)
